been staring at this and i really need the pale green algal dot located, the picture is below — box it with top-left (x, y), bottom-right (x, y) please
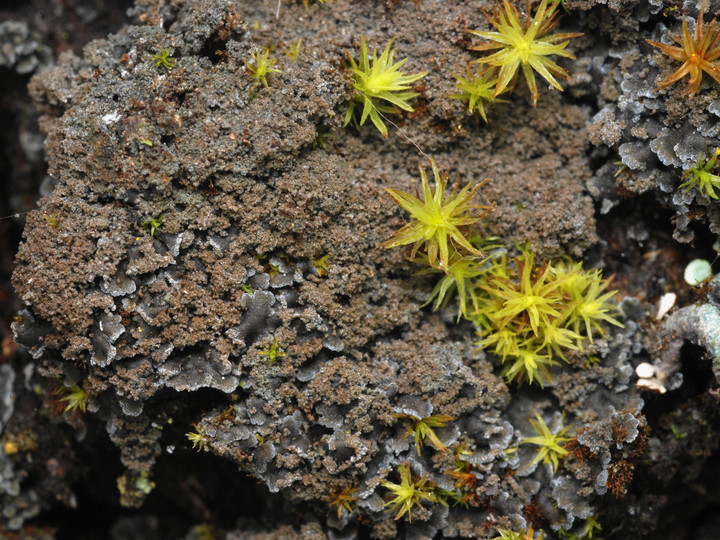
top-left (684, 259), bottom-right (713, 286)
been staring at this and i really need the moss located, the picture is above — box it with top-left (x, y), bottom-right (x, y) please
top-left (151, 47), bottom-right (175, 71)
top-left (469, 0), bottom-right (582, 106)
top-left (243, 48), bottom-right (282, 88)
top-left (381, 463), bottom-right (438, 522)
top-left (395, 413), bottom-right (455, 455)
top-left (380, 159), bottom-right (492, 272)
top-left (521, 411), bottom-right (571, 472)
top-left (474, 248), bottom-right (623, 385)
top-left (344, 35), bottom-right (428, 137)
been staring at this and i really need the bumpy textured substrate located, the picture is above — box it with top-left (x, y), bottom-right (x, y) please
top-left (6, 0), bottom-right (720, 538)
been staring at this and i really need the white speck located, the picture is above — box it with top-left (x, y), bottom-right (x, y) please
top-left (102, 112), bottom-right (121, 124)
top-left (635, 362), bottom-right (655, 379)
top-left (656, 292), bottom-right (676, 320)
top-left (636, 378), bottom-right (666, 394)
top-left (684, 259), bottom-right (712, 286)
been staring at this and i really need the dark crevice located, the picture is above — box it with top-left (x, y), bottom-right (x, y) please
top-left (198, 31), bottom-right (229, 65)
top-left (159, 134), bottom-right (175, 146)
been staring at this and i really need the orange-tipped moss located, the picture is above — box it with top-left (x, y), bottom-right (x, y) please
top-left (646, 8), bottom-right (720, 95)
top-left (325, 486), bottom-right (358, 518)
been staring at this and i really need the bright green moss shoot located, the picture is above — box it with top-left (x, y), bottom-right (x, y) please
top-left (491, 527), bottom-right (545, 540)
top-left (474, 248), bottom-right (623, 386)
top-left (449, 65), bottom-right (508, 122)
top-left (345, 36), bottom-right (428, 137)
top-left (142, 214), bottom-right (163, 236)
top-left (151, 47), bottom-right (175, 70)
top-left (415, 247), bottom-right (489, 321)
top-left (521, 411), bottom-right (571, 471)
top-left (59, 384), bottom-right (89, 413)
top-left (381, 463), bottom-right (438, 522)
top-left (558, 514), bottom-right (603, 540)
top-left (395, 413), bottom-right (455, 455)
top-left (244, 49), bottom-right (282, 88)
top-left (380, 159), bottom-right (492, 272)
top-left (259, 338), bottom-right (286, 365)
top-left (186, 424), bottom-right (207, 451)
top-left (680, 149), bottom-right (720, 199)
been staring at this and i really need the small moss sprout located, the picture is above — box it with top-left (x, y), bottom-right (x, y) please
top-left (259, 338), bottom-right (286, 364)
top-left (558, 514), bottom-right (603, 540)
top-left (521, 412), bottom-right (571, 471)
top-left (680, 149), bottom-right (720, 199)
top-left (313, 128), bottom-right (334, 150)
top-left (244, 48), bottom-right (282, 88)
top-left (449, 66), bottom-right (507, 121)
top-left (416, 247), bottom-right (489, 320)
top-left (311, 254), bottom-right (331, 277)
top-left (186, 424), bottom-right (208, 451)
top-left (43, 213), bottom-right (59, 229)
top-left (142, 214), bottom-right (164, 236)
top-left (492, 528), bottom-right (545, 540)
top-left (396, 413), bottom-right (455, 455)
top-left (285, 38), bottom-right (302, 60)
top-left (151, 47), bottom-right (175, 70)
top-left (58, 384), bottom-right (89, 413)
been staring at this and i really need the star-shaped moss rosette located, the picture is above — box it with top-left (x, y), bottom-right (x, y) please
top-left (678, 148), bottom-right (720, 200)
top-left (380, 159), bottom-right (493, 272)
top-left (449, 65), bottom-right (508, 121)
top-left (381, 463), bottom-right (438, 521)
top-left (344, 35), bottom-right (428, 137)
top-left (469, 0), bottom-right (582, 106)
top-left (521, 412), bottom-right (571, 472)
top-left (244, 48), bottom-right (282, 88)
top-left (647, 8), bottom-right (720, 95)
